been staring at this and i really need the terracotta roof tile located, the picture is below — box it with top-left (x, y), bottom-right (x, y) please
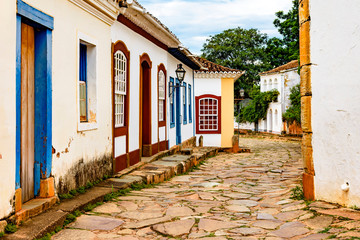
top-left (261, 60), bottom-right (299, 75)
top-left (195, 57), bottom-right (243, 73)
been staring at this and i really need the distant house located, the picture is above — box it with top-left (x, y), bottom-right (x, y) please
top-left (300, 0), bottom-right (360, 206)
top-left (258, 60), bottom-right (300, 134)
top-left (194, 57), bottom-right (244, 147)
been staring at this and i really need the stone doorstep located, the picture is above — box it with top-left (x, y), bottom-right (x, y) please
top-left (12, 197), bottom-right (57, 225)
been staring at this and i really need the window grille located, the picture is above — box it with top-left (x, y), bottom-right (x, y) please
top-left (199, 98), bottom-right (218, 131)
top-left (159, 70), bottom-right (165, 121)
top-left (114, 50), bottom-right (127, 127)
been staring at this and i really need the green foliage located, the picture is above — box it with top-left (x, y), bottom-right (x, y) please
top-left (58, 193), bottom-right (74, 200)
top-left (104, 188), bottom-right (131, 202)
top-left (282, 84), bottom-right (301, 124)
top-left (54, 226), bottom-right (63, 233)
top-left (83, 202), bottom-right (103, 212)
top-left (5, 223), bottom-right (17, 233)
top-left (63, 213), bottom-right (77, 225)
top-left (268, 0), bottom-right (299, 66)
top-left (201, 27), bottom-right (271, 93)
top-left (237, 85), bottom-right (279, 124)
top-left (0, 232), bottom-right (4, 237)
top-left (318, 227), bottom-right (331, 233)
top-left (290, 185), bottom-right (304, 200)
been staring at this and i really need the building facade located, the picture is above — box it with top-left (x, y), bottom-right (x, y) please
top-left (0, 0), bottom-right (237, 221)
top-left (194, 57), bottom-right (244, 148)
top-left (300, 0), bottom-right (360, 206)
top-left (258, 60), bottom-right (299, 134)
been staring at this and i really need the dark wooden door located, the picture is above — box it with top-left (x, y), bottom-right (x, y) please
top-left (141, 61), bottom-right (151, 156)
top-left (21, 23), bottom-right (35, 203)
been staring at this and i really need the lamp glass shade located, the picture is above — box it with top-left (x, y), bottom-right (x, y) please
top-left (240, 88), bottom-right (245, 98)
top-left (175, 64), bottom-right (186, 82)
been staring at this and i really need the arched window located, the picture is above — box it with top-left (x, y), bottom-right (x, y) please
top-left (269, 79), bottom-right (272, 90)
top-left (158, 68), bottom-right (166, 123)
top-left (114, 50), bottom-right (127, 127)
top-left (275, 109), bottom-right (278, 126)
top-left (274, 78), bottom-right (278, 90)
top-left (195, 95), bottom-right (221, 134)
top-left (263, 79), bottom-right (267, 91)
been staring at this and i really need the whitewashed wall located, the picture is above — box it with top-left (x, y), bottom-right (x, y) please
top-left (194, 77), bottom-right (222, 147)
top-left (112, 21), bottom-right (169, 152)
top-left (167, 55), bottom-right (194, 148)
top-left (0, 0), bottom-right (17, 219)
top-left (310, 0), bottom-right (360, 206)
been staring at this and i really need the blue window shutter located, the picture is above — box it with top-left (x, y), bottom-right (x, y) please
top-left (170, 77), bottom-right (175, 128)
top-left (189, 84), bottom-right (192, 123)
top-left (183, 82), bottom-right (187, 124)
top-left (80, 43), bottom-right (87, 82)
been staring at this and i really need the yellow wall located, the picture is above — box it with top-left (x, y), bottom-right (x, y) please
top-left (221, 78), bottom-right (234, 148)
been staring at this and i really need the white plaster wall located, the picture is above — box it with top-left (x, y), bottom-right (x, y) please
top-left (167, 54), bottom-right (194, 148)
top-left (20, 0), bottom-right (113, 188)
top-left (283, 70), bottom-right (300, 111)
top-left (234, 120), bottom-right (255, 130)
top-left (114, 136), bottom-right (126, 158)
top-left (111, 21), bottom-right (169, 152)
top-left (159, 127), bottom-right (166, 142)
top-left (196, 135), bottom-right (221, 147)
top-left (310, 0), bottom-right (360, 206)
top-left (0, 0), bottom-right (17, 219)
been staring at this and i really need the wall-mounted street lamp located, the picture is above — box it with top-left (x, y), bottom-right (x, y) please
top-left (239, 88), bottom-right (245, 98)
top-left (169, 64), bottom-right (186, 97)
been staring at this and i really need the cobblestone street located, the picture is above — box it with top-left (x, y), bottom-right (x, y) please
top-left (52, 138), bottom-right (360, 240)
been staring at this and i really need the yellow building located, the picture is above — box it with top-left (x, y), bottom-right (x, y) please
top-left (194, 57), bottom-right (244, 148)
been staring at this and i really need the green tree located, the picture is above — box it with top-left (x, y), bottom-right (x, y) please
top-left (282, 84), bottom-right (301, 124)
top-left (201, 28), bottom-right (271, 95)
top-left (267, 0), bottom-right (299, 67)
top-left (237, 85), bottom-right (279, 130)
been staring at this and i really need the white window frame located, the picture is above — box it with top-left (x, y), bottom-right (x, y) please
top-left (77, 32), bottom-right (98, 132)
top-left (114, 50), bottom-right (127, 128)
top-left (158, 70), bottom-right (165, 121)
top-left (199, 98), bottom-right (218, 131)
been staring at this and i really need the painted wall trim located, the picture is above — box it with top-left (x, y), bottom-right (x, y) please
top-left (16, 1), bottom-right (53, 195)
top-left (15, 15), bottom-right (22, 189)
top-left (17, 0), bottom-right (54, 30)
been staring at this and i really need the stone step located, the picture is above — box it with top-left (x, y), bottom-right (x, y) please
top-left (11, 197), bottom-right (57, 225)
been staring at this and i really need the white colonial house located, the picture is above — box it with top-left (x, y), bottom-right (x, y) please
top-left (258, 60), bottom-right (299, 134)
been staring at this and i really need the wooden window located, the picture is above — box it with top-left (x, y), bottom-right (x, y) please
top-left (158, 70), bottom-right (165, 122)
top-left (195, 95), bottom-right (221, 134)
top-left (170, 77), bottom-right (175, 128)
top-left (79, 43), bottom-right (87, 122)
top-left (114, 50), bottom-right (127, 127)
top-left (188, 84), bottom-right (192, 123)
top-left (183, 82), bottom-right (187, 124)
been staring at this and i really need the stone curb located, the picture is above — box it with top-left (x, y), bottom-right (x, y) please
top-left (4, 146), bottom-right (219, 240)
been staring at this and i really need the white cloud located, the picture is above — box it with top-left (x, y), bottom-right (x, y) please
top-left (139, 0), bottom-right (293, 53)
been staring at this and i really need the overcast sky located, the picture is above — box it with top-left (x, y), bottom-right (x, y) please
top-left (139, 0), bottom-right (293, 55)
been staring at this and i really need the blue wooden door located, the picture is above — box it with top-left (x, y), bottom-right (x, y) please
top-left (175, 80), bottom-right (181, 145)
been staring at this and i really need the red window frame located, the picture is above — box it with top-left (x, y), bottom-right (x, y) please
top-left (158, 64), bottom-right (167, 127)
top-left (195, 94), bottom-right (221, 134)
top-left (113, 41), bottom-right (130, 137)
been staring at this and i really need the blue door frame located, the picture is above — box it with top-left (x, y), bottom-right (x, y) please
top-left (175, 79), bottom-right (181, 145)
top-left (16, 0), bottom-right (53, 196)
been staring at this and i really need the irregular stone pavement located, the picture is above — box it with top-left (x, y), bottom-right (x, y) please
top-left (52, 138), bottom-right (360, 240)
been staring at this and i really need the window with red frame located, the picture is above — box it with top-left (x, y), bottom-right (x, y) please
top-left (195, 95), bottom-right (221, 134)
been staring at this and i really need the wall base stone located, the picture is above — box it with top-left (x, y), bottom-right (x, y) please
top-left (56, 154), bottom-right (112, 195)
top-left (40, 177), bottom-right (55, 198)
